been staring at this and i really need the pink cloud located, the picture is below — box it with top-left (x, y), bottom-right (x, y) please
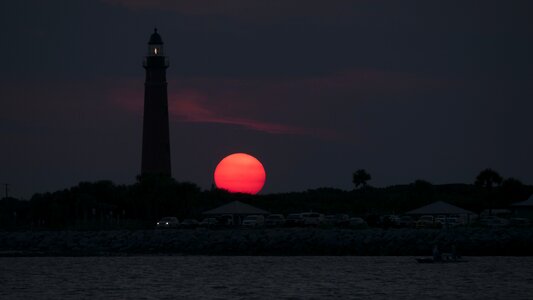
top-left (107, 82), bottom-right (335, 137)
top-left (167, 89), bottom-right (322, 136)
top-left (108, 69), bottom-right (455, 140)
top-left (108, 81), bottom-right (144, 114)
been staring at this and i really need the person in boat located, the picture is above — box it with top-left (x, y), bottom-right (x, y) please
top-left (432, 245), bottom-right (442, 262)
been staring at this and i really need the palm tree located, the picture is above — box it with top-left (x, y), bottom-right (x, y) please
top-left (352, 169), bottom-right (371, 189)
top-left (475, 169), bottom-right (503, 189)
top-left (475, 168), bottom-right (502, 215)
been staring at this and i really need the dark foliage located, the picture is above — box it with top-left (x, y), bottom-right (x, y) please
top-left (352, 169), bottom-right (371, 189)
top-left (475, 169), bottom-right (503, 189)
top-left (1, 171), bottom-right (532, 230)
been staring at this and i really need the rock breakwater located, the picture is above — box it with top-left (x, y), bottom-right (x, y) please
top-left (1, 228), bottom-right (532, 256)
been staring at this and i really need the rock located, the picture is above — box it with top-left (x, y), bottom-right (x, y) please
top-left (1, 228), bottom-right (533, 256)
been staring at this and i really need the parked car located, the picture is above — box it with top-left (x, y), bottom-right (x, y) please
top-left (416, 215), bottom-right (435, 228)
top-left (323, 214), bottom-right (350, 227)
top-left (509, 218), bottom-right (530, 227)
top-left (265, 214), bottom-right (285, 227)
top-left (442, 217), bottom-right (462, 228)
top-left (379, 215), bottom-right (400, 227)
top-left (300, 212), bottom-right (324, 226)
top-left (286, 214), bottom-right (305, 227)
top-left (216, 214), bottom-right (234, 227)
top-left (199, 218), bottom-right (219, 228)
top-left (397, 216), bottom-right (416, 228)
top-left (156, 217), bottom-right (179, 228)
top-left (349, 217), bottom-right (368, 228)
top-left (434, 215), bottom-right (447, 226)
top-left (242, 215), bottom-right (265, 228)
top-left (180, 219), bottom-right (199, 228)
top-left (477, 216), bottom-right (509, 227)
top-left (449, 214), bottom-right (467, 225)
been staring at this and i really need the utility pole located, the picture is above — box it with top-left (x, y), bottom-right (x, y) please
top-left (3, 183), bottom-right (8, 199)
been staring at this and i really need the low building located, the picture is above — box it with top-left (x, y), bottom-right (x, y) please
top-left (203, 201), bottom-right (270, 225)
top-left (405, 201), bottom-right (476, 224)
top-left (512, 195), bottom-right (533, 220)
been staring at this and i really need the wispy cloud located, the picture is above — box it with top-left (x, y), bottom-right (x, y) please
top-left (167, 90), bottom-right (323, 136)
top-left (108, 83), bottom-right (337, 138)
top-left (109, 69), bottom-right (454, 140)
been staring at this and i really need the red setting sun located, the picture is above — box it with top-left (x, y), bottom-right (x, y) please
top-left (214, 153), bottom-right (266, 195)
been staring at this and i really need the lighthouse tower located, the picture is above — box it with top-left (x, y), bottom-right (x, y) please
top-left (141, 28), bottom-right (171, 177)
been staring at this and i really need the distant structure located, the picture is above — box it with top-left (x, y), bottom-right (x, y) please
top-left (406, 201), bottom-right (476, 224)
top-left (203, 201), bottom-right (270, 225)
top-left (512, 195), bottom-right (533, 220)
top-left (141, 28), bottom-right (171, 177)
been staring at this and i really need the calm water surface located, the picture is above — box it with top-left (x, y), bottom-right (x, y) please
top-left (1, 256), bottom-right (532, 299)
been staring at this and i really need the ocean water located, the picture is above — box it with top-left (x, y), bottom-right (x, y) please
top-left (1, 256), bottom-right (532, 299)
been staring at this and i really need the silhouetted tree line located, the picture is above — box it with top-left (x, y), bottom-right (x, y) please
top-left (1, 170), bottom-right (532, 230)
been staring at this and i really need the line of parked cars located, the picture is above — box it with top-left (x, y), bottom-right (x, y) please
top-left (244, 213), bottom-right (369, 228)
top-left (475, 216), bottom-right (530, 228)
top-left (156, 216), bottom-right (224, 229)
top-left (156, 212), bottom-right (370, 229)
top-left (377, 214), bottom-right (531, 228)
top-left (374, 214), bottom-right (467, 228)
top-left (157, 213), bottom-right (531, 229)
top-left (155, 217), bottom-right (180, 228)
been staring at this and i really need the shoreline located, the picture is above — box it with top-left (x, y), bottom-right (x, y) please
top-left (1, 228), bottom-right (532, 257)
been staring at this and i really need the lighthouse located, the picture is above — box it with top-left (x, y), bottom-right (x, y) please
top-left (141, 28), bottom-right (171, 177)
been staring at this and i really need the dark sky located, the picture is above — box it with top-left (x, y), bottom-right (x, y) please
top-left (1, 0), bottom-right (532, 198)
